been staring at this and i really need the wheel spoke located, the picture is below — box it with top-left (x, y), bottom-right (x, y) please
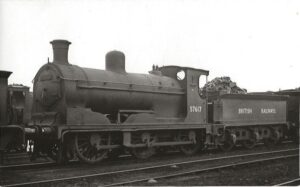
top-left (78, 142), bottom-right (89, 148)
top-left (75, 133), bottom-right (109, 164)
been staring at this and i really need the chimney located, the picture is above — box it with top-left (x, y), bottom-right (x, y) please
top-left (0, 71), bottom-right (12, 125)
top-left (105, 51), bottom-right (126, 73)
top-left (50, 40), bottom-right (71, 65)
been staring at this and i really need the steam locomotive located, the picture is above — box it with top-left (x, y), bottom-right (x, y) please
top-left (0, 80), bottom-right (31, 155)
top-left (0, 40), bottom-right (298, 164)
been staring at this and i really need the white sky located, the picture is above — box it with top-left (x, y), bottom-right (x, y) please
top-left (0, 0), bottom-right (299, 92)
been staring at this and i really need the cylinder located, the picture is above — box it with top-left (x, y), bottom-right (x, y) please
top-left (0, 71), bottom-right (12, 125)
top-left (50, 40), bottom-right (71, 65)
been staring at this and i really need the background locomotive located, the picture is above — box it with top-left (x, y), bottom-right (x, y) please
top-left (0, 40), bottom-right (298, 164)
top-left (0, 75), bottom-right (31, 155)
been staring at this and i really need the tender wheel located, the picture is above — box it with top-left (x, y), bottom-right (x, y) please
top-left (130, 132), bottom-right (157, 159)
top-left (264, 129), bottom-right (280, 147)
top-left (219, 140), bottom-right (234, 152)
top-left (242, 131), bottom-right (258, 149)
top-left (177, 131), bottom-right (204, 155)
top-left (74, 133), bottom-right (110, 164)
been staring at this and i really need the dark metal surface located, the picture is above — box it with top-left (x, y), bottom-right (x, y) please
top-left (0, 72), bottom-right (31, 153)
top-left (7, 85), bottom-right (31, 125)
top-left (0, 71), bottom-right (12, 126)
top-left (277, 90), bottom-right (300, 125)
top-left (32, 62), bottom-right (186, 124)
top-left (221, 93), bottom-right (288, 100)
top-left (213, 94), bottom-right (287, 124)
top-left (33, 40), bottom-right (211, 126)
top-left (276, 90), bottom-right (300, 142)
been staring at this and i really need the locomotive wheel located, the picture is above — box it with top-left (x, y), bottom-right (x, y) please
top-left (131, 147), bottom-right (156, 159)
top-left (177, 131), bottom-right (203, 156)
top-left (242, 131), bottom-right (258, 149)
top-left (264, 129), bottom-right (280, 147)
top-left (130, 132), bottom-right (157, 159)
top-left (75, 133), bottom-right (109, 164)
top-left (219, 131), bottom-right (235, 152)
top-left (219, 140), bottom-right (234, 152)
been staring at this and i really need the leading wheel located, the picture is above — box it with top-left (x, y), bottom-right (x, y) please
top-left (74, 133), bottom-right (110, 164)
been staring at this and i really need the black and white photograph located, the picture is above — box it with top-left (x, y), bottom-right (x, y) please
top-left (0, 0), bottom-right (299, 186)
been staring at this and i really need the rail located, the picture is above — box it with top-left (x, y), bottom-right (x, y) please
top-left (2, 148), bottom-right (298, 187)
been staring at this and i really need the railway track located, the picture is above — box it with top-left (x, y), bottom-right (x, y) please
top-left (0, 152), bottom-right (51, 166)
top-left (118, 154), bottom-right (298, 186)
top-left (1, 147), bottom-right (298, 186)
top-left (0, 140), bottom-right (294, 169)
top-left (0, 161), bottom-right (58, 170)
top-left (0, 154), bottom-right (134, 171)
top-left (101, 149), bottom-right (299, 186)
top-left (275, 178), bottom-right (300, 186)
top-left (0, 152), bottom-right (30, 164)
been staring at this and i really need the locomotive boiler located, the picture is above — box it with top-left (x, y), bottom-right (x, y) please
top-left (33, 40), bottom-right (187, 125)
